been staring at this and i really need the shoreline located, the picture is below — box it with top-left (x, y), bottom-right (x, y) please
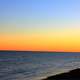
top-left (0, 50), bottom-right (80, 53)
top-left (42, 68), bottom-right (80, 80)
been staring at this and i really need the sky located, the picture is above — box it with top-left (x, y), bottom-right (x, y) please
top-left (0, 0), bottom-right (80, 52)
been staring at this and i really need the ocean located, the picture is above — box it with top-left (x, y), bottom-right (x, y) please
top-left (0, 51), bottom-right (80, 80)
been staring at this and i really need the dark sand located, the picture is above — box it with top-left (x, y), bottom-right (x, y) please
top-left (42, 68), bottom-right (80, 80)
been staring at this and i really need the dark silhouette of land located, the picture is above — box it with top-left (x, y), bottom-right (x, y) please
top-left (42, 68), bottom-right (80, 80)
top-left (0, 50), bottom-right (80, 53)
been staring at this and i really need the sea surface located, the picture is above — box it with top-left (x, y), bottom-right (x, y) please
top-left (0, 51), bottom-right (80, 80)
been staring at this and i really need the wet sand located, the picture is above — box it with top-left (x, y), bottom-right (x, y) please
top-left (42, 68), bottom-right (80, 80)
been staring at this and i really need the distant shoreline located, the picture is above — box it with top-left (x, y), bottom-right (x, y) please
top-left (0, 50), bottom-right (80, 53)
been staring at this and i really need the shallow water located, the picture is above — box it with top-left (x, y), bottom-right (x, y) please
top-left (0, 51), bottom-right (80, 80)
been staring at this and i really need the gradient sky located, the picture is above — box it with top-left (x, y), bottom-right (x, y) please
top-left (0, 0), bottom-right (80, 52)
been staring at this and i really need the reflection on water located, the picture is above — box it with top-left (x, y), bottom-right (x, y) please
top-left (0, 51), bottom-right (80, 80)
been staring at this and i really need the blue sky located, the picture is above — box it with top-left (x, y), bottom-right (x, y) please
top-left (1, 0), bottom-right (80, 22)
top-left (1, 0), bottom-right (80, 51)
top-left (0, 0), bottom-right (80, 33)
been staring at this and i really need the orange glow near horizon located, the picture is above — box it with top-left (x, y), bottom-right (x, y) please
top-left (1, 28), bottom-right (80, 52)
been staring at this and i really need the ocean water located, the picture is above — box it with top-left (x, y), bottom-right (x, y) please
top-left (0, 51), bottom-right (80, 80)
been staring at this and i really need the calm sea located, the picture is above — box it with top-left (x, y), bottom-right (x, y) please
top-left (0, 51), bottom-right (80, 80)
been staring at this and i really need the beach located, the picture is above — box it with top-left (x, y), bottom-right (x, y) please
top-left (0, 51), bottom-right (80, 80)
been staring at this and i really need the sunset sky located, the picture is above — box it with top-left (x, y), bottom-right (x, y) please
top-left (1, 0), bottom-right (80, 52)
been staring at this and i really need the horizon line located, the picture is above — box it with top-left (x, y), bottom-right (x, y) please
top-left (0, 50), bottom-right (80, 53)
